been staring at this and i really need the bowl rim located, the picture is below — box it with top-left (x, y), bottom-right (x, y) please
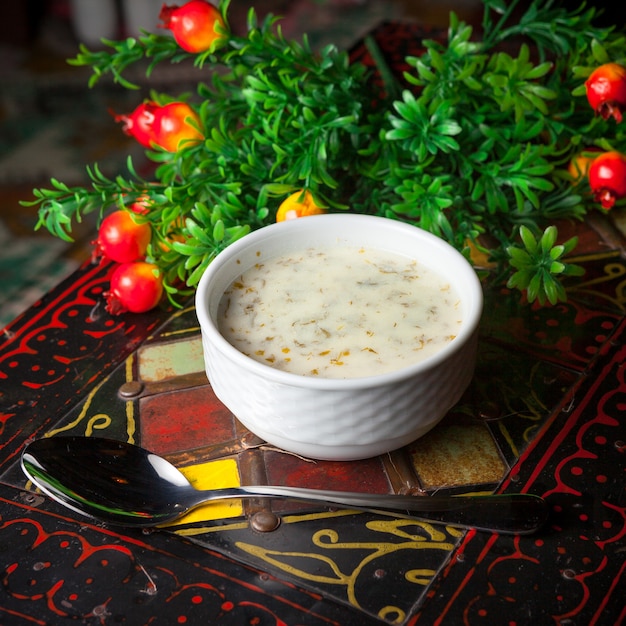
top-left (195, 214), bottom-right (483, 391)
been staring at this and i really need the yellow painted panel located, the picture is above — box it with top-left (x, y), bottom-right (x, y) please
top-left (166, 458), bottom-right (244, 525)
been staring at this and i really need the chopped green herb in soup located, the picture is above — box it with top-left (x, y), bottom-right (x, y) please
top-left (218, 246), bottom-right (462, 378)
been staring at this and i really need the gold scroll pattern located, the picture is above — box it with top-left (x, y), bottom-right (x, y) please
top-left (236, 517), bottom-right (463, 624)
top-left (568, 258), bottom-right (626, 312)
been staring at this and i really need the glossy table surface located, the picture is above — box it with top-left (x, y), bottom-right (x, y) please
top-left (1, 22), bottom-right (626, 626)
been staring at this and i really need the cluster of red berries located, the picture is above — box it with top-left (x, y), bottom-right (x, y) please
top-left (584, 63), bottom-right (626, 209)
top-left (95, 0), bottom-right (225, 314)
top-left (94, 207), bottom-right (163, 315)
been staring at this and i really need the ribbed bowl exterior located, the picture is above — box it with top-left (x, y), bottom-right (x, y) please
top-left (196, 214), bottom-right (483, 461)
top-left (202, 329), bottom-right (478, 461)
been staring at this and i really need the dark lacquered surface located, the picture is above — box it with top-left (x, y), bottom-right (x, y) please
top-left (0, 22), bottom-right (625, 626)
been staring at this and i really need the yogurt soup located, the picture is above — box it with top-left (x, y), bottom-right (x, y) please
top-left (217, 246), bottom-right (463, 378)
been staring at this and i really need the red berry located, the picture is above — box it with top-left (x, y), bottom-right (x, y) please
top-left (105, 262), bottom-right (164, 314)
top-left (113, 101), bottom-right (203, 152)
top-left (94, 210), bottom-right (152, 263)
top-left (128, 195), bottom-right (151, 215)
top-left (152, 102), bottom-right (204, 151)
top-left (112, 102), bottom-right (157, 148)
top-left (585, 63), bottom-right (626, 123)
top-left (159, 1), bottom-right (227, 53)
top-left (587, 150), bottom-right (626, 209)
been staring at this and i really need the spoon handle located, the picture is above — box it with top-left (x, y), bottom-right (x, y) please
top-left (218, 486), bottom-right (548, 535)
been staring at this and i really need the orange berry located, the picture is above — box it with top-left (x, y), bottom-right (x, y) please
top-left (568, 148), bottom-right (600, 183)
top-left (276, 190), bottom-right (326, 222)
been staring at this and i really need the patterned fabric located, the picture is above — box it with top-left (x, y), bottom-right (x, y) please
top-left (0, 222), bottom-right (79, 327)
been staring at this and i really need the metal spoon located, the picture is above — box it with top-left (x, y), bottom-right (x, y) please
top-left (21, 436), bottom-right (548, 534)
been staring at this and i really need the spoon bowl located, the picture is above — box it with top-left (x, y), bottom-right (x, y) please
top-left (21, 436), bottom-right (549, 534)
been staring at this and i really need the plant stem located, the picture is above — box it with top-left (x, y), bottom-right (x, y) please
top-left (481, 0), bottom-right (523, 49)
top-left (364, 35), bottom-right (401, 101)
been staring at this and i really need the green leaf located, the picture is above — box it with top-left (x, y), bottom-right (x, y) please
top-left (213, 220), bottom-right (225, 241)
top-left (519, 225), bottom-right (537, 253)
top-left (540, 225), bottom-right (558, 252)
top-left (590, 38), bottom-right (610, 64)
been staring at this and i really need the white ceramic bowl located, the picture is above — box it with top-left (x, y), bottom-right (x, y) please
top-left (195, 214), bottom-right (483, 461)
